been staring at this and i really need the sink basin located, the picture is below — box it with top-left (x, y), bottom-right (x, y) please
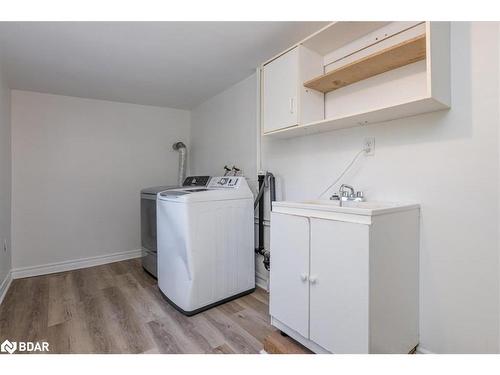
top-left (301, 200), bottom-right (393, 209)
top-left (273, 199), bottom-right (419, 216)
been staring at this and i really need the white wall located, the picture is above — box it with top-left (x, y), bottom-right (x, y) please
top-left (261, 22), bottom-right (500, 353)
top-left (11, 90), bottom-right (190, 270)
top-left (0, 53), bottom-right (12, 292)
top-left (191, 74), bottom-right (258, 180)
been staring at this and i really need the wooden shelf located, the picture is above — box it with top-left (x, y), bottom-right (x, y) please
top-left (303, 34), bottom-right (427, 93)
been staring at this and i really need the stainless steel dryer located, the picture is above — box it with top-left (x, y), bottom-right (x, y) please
top-left (140, 176), bottom-right (211, 277)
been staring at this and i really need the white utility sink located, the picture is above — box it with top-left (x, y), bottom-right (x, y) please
top-left (273, 199), bottom-right (419, 216)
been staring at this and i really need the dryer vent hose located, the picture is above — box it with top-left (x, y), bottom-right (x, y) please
top-left (172, 142), bottom-right (187, 187)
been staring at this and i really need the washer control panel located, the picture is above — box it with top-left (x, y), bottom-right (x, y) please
top-left (182, 175), bottom-right (211, 187)
top-left (208, 176), bottom-right (242, 189)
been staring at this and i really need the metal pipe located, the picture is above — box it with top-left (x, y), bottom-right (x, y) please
top-left (267, 172), bottom-right (276, 204)
top-left (172, 142), bottom-right (187, 187)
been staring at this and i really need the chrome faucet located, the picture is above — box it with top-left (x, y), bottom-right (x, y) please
top-left (340, 184), bottom-right (354, 198)
top-left (330, 184), bottom-right (364, 207)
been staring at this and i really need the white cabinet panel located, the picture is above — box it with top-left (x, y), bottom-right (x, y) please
top-left (269, 212), bottom-right (310, 338)
top-left (309, 218), bottom-right (370, 353)
top-left (262, 48), bottom-right (299, 133)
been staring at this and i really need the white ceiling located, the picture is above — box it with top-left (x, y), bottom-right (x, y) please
top-left (0, 22), bottom-right (328, 109)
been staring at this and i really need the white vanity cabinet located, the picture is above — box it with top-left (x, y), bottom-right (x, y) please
top-left (269, 201), bottom-right (420, 354)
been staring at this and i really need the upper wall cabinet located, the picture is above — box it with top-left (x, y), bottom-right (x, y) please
top-left (260, 22), bottom-right (451, 138)
top-left (262, 46), bottom-right (324, 133)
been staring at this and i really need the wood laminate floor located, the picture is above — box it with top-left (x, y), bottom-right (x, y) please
top-left (0, 259), bottom-right (276, 354)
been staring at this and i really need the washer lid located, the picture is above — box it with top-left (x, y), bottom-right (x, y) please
top-left (158, 177), bottom-right (253, 202)
top-left (141, 185), bottom-right (176, 195)
top-left (159, 188), bottom-right (209, 197)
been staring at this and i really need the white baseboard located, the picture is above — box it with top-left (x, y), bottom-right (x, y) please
top-left (11, 249), bottom-right (142, 279)
top-left (416, 346), bottom-right (434, 354)
top-left (0, 270), bottom-right (13, 305)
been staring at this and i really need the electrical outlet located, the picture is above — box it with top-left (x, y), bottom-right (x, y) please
top-left (364, 137), bottom-right (375, 156)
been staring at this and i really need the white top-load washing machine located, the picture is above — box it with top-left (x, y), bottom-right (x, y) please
top-left (157, 176), bottom-right (255, 315)
top-left (140, 176), bottom-right (211, 278)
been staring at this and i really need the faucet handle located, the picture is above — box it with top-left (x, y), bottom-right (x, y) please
top-left (356, 191), bottom-right (364, 198)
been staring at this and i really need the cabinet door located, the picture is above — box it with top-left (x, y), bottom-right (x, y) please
top-left (309, 218), bottom-right (370, 353)
top-left (262, 47), bottom-right (299, 133)
top-left (269, 212), bottom-right (310, 338)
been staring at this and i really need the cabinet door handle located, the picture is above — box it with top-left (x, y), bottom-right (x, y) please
top-left (300, 273), bottom-right (308, 282)
top-left (309, 276), bottom-right (318, 284)
top-left (289, 97), bottom-right (294, 114)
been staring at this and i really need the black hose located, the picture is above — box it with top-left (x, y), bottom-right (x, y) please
top-left (254, 183), bottom-right (265, 209)
top-left (254, 172), bottom-right (275, 271)
top-left (257, 174), bottom-right (265, 254)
